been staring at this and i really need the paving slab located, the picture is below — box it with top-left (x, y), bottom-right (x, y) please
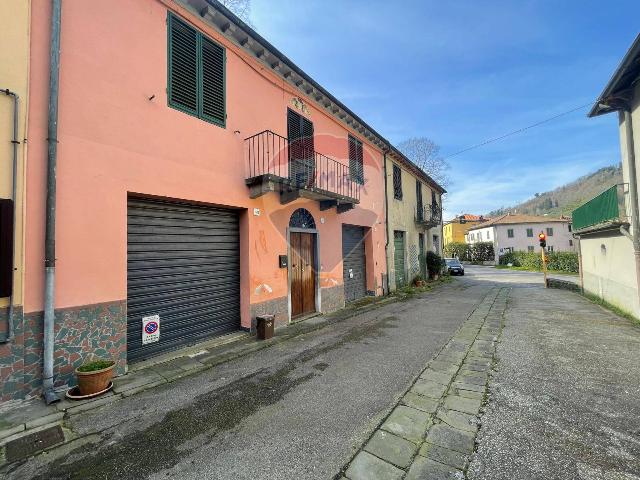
top-left (444, 395), bottom-right (482, 415)
top-left (451, 381), bottom-right (485, 393)
top-left (419, 369), bottom-right (454, 386)
top-left (401, 392), bottom-right (439, 414)
top-left (111, 369), bottom-right (166, 394)
top-left (405, 455), bottom-right (463, 480)
top-left (425, 423), bottom-right (475, 454)
top-left (437, 409), bottom-right (478, 434)
top-left (345, 451), bottom-right (404, 480)
top-left (419, 442), bottom-right (469, 470)
top-left (411, 379), bottom-right (448, 399)
top-left (428, 361), bottom-right (459, 375)
top-left (381, 406), bottom-right (432, 443)
top-left (456, 372), bottom-right (488, 386)
top-left (364, 430), bottom-right (418, 469)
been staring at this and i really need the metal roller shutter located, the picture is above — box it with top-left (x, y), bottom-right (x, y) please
top-left (342, 225), bottom-right (367, 302)
top-left (127, 197), bottom-right (240, 361)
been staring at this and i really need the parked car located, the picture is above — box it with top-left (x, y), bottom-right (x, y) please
top-left (445, 258), bottom-right (465, 276)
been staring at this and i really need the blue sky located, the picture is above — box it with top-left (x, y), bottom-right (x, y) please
top-left (250, 0), bottom-right (639, 219)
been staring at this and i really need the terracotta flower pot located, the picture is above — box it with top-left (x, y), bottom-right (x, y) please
top-left (75, 362), bottom-right (115, 396)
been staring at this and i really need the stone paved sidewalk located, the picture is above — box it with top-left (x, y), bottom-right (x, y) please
top-left (339, 287), bottom-right (509, 480)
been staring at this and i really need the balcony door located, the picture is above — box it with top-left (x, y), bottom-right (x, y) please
top-left (416, 180), bottom-right (423, 221)
top-left (287, 108), bottom-right (315, 187)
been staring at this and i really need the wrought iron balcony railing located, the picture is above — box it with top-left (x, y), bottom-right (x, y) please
top-left (415, 203), bottom-right (442, 229)
top-left (572, 184), bottom-right (630, 232)
top-left (245, 130), bottom-right (361, 206)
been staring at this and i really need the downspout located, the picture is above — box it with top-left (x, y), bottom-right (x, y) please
top-left (383, 147), bottom-right (390, 294)
top-left (1, 89), bottom-right (19, 343)
top-left (43, 0), bottom-right (62, 404)
top-left (621, 109), bottom-right (640, 312)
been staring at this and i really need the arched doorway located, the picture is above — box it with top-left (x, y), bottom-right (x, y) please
top-left (288, 209), bottom-right (318, 318)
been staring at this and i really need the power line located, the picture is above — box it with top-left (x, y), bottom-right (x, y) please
top-left (442, 102), bottom-right (592, 160)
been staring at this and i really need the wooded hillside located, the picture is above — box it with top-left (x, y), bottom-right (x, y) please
top-left (488, 164), bottom-right (623, 217)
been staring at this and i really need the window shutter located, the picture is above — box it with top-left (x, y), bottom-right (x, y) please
top-left (201, 36), bottom-right (225, 124)
top-left (169, 15), bottom-right (198, 114)
top-left (348, 135), bottom-right (363, 185)
top-left (393, 164), bottom-right (402, 200)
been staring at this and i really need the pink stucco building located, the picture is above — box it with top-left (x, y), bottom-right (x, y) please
top-left (0, 0), bottom-right (446, 403)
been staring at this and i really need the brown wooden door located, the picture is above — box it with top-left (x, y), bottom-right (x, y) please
top-left (290, 232), bottom-right (316, 317)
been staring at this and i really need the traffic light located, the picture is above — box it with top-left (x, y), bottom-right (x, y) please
top-left (538, 232), bottom-right (547, 248)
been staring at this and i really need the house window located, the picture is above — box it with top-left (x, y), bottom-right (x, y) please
top-left (546, 227), bottom-right (554, 236)
top-left (527, 246), bottom-right (534, 252)
top-left (526, 228), bottom-right (533, 237)
top-left (393, 164), bottom-right (402, 200)
top-left (568, 224), bottom-right (572, 232)
top-left (547, 245), bottom-right (554, 252)
top-left (433, 235), bottom-right (440, 253)
top-left (569, 239), bottom-right (573, 247)
top-left (478, 232), bottom-right (483, 241)
top-left (168, 14), bottom-right (226, 127)
top-left (507, 228), bottom-right (514, 238)
top-left (348, 135), bottom-right (364, 185)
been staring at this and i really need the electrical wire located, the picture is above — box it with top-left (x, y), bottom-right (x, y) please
top-left (442, 102), bottom-right (592, 160)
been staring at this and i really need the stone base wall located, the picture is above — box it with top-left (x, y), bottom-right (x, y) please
top-left (250, 296), bottom-right (289, 331)
top-left (321, 285), bottom-right (345, 314)
top-left (0, 300), bottom-right (126, 403)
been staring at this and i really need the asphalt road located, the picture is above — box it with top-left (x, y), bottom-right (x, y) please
top-left (13, 269), bottom-right (496, 480)
top-left (14, 266), bottom-right (633, 480)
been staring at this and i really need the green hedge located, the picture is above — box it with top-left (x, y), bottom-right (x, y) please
top-left (443, 242), bottom-right (494, 262)
top-left (498, 251), bottom-right (579, 273)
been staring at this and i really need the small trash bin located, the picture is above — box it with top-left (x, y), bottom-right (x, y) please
top-left (256, 315), bottom-right (274, 340)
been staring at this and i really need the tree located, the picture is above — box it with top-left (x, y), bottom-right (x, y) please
top-left (219, 0), bottom-right (252, 24)
top-left (397, 137), bottom-right (451, 189)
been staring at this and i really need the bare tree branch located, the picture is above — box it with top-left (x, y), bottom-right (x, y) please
top-left (219, 0), bottom-right (253, 25)
top-left (397, 137), bottom-right (451, 190)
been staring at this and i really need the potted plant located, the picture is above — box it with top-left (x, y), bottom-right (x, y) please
top-left (426, 251), bottom-right (444, 280)
top-left (75, 358), bottom-right (115, 396)
top-left (413, 274), bottom-right (426, 287)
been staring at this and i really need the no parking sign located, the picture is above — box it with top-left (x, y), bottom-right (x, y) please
top-left (142, 314), bottom-right (160, 345)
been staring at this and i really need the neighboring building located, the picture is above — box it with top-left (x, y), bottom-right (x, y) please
top-left (466, 214), bottom-right (574, 262)
top-left (385, 149), bottom-right (446, 289)
top-left (573, 34), bottom-right (640, 319)
top-left (0, 2), bottom-right (30, 399)
top-left (443, 214), bottom-right (488, 246)
top-left (0, 0), bottom-right (438, 403)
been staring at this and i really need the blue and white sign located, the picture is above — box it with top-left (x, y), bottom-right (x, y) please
top-left (142, 314), bottom-right (160, 345)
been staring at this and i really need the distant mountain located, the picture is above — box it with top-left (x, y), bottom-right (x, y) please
top-left (487, 164), bottom-right (623, 217)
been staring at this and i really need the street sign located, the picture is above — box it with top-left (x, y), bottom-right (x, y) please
top-left (142, 314), bottom-right (160, 345)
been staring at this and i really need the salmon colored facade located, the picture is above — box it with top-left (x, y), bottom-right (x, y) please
top-left (1, 0), bottom-right (398, 402)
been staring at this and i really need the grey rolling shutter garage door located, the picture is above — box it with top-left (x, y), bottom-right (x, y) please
top-left (127, 198), bottom-right (240, 361)
top-left (342, 225), bottom-right (367, 302)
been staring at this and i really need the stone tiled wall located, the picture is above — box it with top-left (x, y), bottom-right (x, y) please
top-left (250, 296), bottom-right (289, 331)
top-left (321, 285), bottom-right (345, 315)
top-left (0, 300), bottom-right (126, 403)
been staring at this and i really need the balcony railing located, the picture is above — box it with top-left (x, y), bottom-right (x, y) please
top-left (572, 184), bottom-right (630, 232)
top-left (415, 203), bottom-right (442, 229)
top-left (245, 130), bottom-right (361, 206)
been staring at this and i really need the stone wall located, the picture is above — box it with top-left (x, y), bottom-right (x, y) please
top-left (0, 300), bottom-right (126, 403)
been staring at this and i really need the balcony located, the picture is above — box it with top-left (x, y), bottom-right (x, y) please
top-left (415, 203), bottom-right (442, 229)
top-left (572, 184), bottom-right (630, 232)
top-left (245, 130), bottom-right (360, 213)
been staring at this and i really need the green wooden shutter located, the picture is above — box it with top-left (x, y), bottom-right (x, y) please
top-left (348, 135), bottom-right (364, 185)
top-left (168, 15), bottom-right (198, 115)
top-left (201, 36), bottom-right (226, 125)
top-left (168, 14), bottom-right (226, 127)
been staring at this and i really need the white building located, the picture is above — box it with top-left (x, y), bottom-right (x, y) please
top-left (574, 33), bottom-right (640, 319)
top-left (465, 214), bottom-right (575, 263)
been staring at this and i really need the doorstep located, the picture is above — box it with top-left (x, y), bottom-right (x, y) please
top-left (0, 290), bottom-right (403, 467)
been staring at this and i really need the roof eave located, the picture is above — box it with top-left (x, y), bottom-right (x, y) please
top-left (588, 33), bottom-right (640, 118)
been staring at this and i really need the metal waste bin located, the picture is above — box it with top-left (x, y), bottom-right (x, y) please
top-left (256, 315), bottom-right (274, 340)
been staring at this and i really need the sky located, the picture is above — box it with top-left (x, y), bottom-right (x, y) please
top-left (248, 0), bottom-right (639, 220)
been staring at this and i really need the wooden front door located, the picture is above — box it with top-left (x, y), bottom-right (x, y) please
top-left (290, 231), bottom-right (316, 317)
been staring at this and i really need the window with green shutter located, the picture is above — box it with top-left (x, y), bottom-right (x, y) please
top-left (168, 13), bottom-right (226, 127)
top-left (348, 135), bottom-right (364, 185)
